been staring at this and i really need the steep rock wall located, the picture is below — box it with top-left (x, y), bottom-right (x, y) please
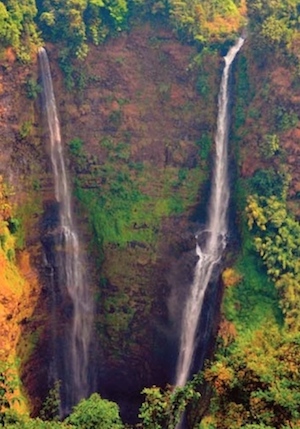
top-left (0, 23), bottom-right (222, 420)
top-left (50, 24), bottom-right (221, 420)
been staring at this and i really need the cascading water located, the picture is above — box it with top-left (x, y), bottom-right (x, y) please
top-left (176, 37), bottom-right (244, 388)
top-left (38, 47), bottom-right (93, 413)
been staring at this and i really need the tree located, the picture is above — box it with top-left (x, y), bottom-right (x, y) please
top-left (261, 15), bottom-right (291, 47)
top-left (65, 393), bottom-right (124, 429)
top-left (0, 2), bottom-right (12, 43)
top-left (39, 381), bottom-right (61, 421)
top-left (246, 194), bottom-right (300, 329)
top-left (0, 0), bottom-right (39, 60)
top-left (38, 0), bottom-right (88, 58)
top-left (246, 0), bottom-right (299, 58)
top-left (0, 368), bottom-right (13, 425)
top-left (168, 0), bottom-right (245, 44)
top-left (138, 375), bottom-right (201, 429)
top-left (38, 0), bottom-right (129, 58)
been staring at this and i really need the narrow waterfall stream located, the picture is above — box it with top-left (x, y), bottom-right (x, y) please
top-left (176, 38), bottom-right (244, 388)
top-left (39, 48), bottom-right (93, 413)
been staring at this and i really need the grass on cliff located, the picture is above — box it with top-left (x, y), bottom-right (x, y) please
top-left (223, 241), bottom-right (282, 333)
top-left (72, 137), bottom-right (206, 249)
top-left (75, 167), bottom-right (202, 248)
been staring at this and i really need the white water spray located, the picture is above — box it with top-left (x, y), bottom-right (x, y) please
top-left (38, 47), bottom-right (93, 411)
top-left (176, 38), bottom-right (244, 388)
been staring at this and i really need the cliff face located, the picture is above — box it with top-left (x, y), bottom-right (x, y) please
top-left (0, 23), bottom-right (220, 419)
top-left (52, 24), bottom-right (220, 419)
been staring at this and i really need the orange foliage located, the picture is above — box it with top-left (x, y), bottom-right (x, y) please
top-left (0, 246), bottom-right (41, 414)
top-left (204, 15), bottom-right (242, 40)
top-left (4, 47), bottom-right (17, 64)
top-left (195, 4), bottom-right (205, 21)
top-left (222, 267), bottom-right (242, 287)
top-left (216, 402), bottom-right (248, 429)
top-left (205, 362), bottom-right (234, 395)
top-left (218, 318), bottom-right (237, 346)
top-left (203, 0), bottom-right (247, 41)
top-left (239, 0), bottom-right (247, 18)
top-left (0, 247), bottom-right (40, 362)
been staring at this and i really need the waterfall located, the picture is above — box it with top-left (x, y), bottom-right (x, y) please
top-left (38, 47), bottom-right (93, 413)
top-left (175, 37), bottom-right (244, 388)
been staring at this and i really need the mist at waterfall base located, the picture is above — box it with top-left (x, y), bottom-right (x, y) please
top-left (38, 47), bottom-right (94, 416)
top-left (175, 38), bottom-right (245, 391)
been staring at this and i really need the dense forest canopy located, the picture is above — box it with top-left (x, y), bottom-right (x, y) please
top-left (0, 0), bottom-right (299, 60)
top-left (0, 0), bottom-right (299, 61)
top-left (1, 0), bottom-right (246, 59)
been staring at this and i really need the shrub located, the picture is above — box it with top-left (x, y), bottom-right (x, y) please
top-left (19, 121), bottom-right (32, 139)
top-left (65, 393), bottom-right (123, 429)
top-left (25, 78), bottom-right (41, 100)
top-left (275, 106), bottom-right (298, 131)
top-left (248, 168), bottom-right (288, 199)
top-left (259, 134), bottom-right (279, 158)
top-left (69, 138), bottom-right (84, 156)
top-left (197, 133), bottom-right (212, 160)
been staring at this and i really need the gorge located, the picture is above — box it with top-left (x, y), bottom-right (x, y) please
top-left (0, 1), bottom-right (300, 428)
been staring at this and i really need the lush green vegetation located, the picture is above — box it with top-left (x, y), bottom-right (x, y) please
top-left (204, 325), bottom-right (300, 428)
top-left (168, 0), bottom-right (245, 44)
top-left (233, 53), bottom-right (253, 130)
top-left (0, 365), bottom-right (124, 427)
top-left (0, 176), bottom-right (23, 261)
top-left (201, 171), bottom-right (300, 428)
top-left (247, 0), bottom-right (300, 60)
top-left (138, 374), bottom-right (201, 429)
top-left (0, 0), bottom-right (39, 61)
top-left (2, 392), bottom-right (124, 429)
top-left (0, 0), bottom-right (298, 66)
top-left (246, 194), bottom-right (300, 329)
top-left (0, 361), bottom-right (202, 429)
top-left (0, 362), bottom-right (16, 426)
top-left (69, 137), bottom-right (204, 249)
top-left (0, 0), bottom-right (246, 62)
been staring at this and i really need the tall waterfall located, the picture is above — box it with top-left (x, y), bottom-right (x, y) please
top-left (176, 38), bottom-right (244, 388)
top-left (39, 47), bottom-right (93, 412)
